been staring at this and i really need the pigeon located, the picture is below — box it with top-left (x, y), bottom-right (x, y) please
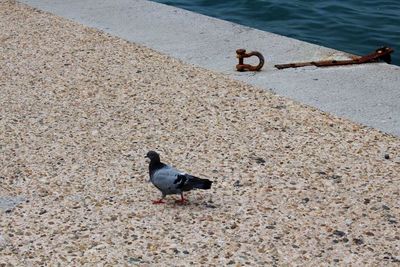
top-left (145, 151), bottom-right (212, 204)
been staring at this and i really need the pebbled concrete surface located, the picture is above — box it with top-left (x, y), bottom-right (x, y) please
top-left (18, 0), bottom-right (400, 137)
top-left (1, 1), bottom-right (399, 266)
top-left (0, 197), bottom-right (25, 213)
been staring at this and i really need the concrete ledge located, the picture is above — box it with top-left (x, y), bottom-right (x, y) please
top-left (19, 0), bottom-right (400, 136)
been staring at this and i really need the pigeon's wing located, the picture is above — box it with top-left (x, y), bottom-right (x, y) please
top-left (178, 174), bottom-right (213, 191)
top-left (151, 166), bottom-right (184, 194)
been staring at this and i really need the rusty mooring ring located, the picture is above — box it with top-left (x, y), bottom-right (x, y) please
top-left (236, 49), bottom-right (265, 71)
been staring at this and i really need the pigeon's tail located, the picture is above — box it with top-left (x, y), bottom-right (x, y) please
top-left (188, 176), bottom-right (212, 190)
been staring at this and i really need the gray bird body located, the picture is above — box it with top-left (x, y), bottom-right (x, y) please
top-left (145, 151), bottom-right (212, 203)
top-left (150, 165), bottom-right (186, 195)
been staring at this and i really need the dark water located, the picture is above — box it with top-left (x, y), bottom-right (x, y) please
top-left (153, 0), bottom-right (399, 65)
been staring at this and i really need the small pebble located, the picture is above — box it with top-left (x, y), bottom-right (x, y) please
top-left (128, 257), bottom-right (142, 264)
top-left (205, 203), bottom-right (217, 209)
top-left (353, 238), bottom-right (364, 245)
top-left (255, 157), bottom-right (266, 164)
top-left (233, 180), bottom-right (242, 187)
top-left (0, 234), bottom-right (7, 248)
top-left (333, 230), bottom-right (346, 237)
top-left (230, 223), bottom-right (238, 229)
top-left (391, 256), bottom-right (400, 263)
top-left (39, 209), bottom-right (47, 215)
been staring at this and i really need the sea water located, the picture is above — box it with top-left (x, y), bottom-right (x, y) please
top-left (153, 0), bottom-right (399, 65)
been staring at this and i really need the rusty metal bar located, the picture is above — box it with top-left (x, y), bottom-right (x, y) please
top-left (274, 47), bottom-right (394, 69)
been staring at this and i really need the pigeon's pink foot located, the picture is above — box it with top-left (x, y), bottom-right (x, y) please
top-left (175, 194), bottom-right (188, 204)
top-left (152, 199), bottom-right (165, 204)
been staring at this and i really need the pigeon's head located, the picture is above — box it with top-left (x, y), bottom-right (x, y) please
top-left (145, 150), bottom-right (160, 162)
